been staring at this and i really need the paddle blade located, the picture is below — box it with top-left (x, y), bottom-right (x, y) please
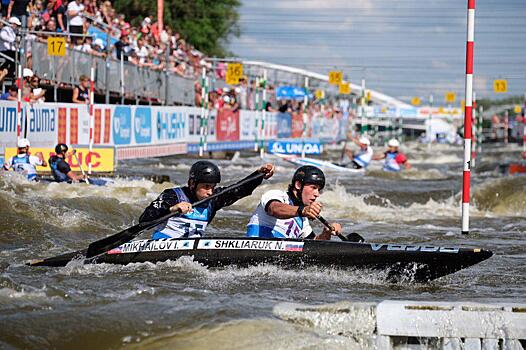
top-left (346, 232), bottom-right (365, 243)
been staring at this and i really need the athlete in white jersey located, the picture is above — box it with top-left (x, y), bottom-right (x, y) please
top-left (343, 136), bottom-right (373, 169)
top-left (247, 165), bottom-right (342, 240)
top-left (3, 138), bottom-right (47, 181)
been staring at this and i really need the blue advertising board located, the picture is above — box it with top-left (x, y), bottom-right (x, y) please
top-left (113, 106), bottom-right (132, 145)
top-left (268, 140), bottom-right (323, 155)
top-left (134, 107), bottom-right (152, 144)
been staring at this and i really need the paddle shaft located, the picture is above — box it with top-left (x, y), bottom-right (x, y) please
top-left (73, 151), bottom-right (89, 184)
top-left (85, 172), bottom-right (266, 258)
top-left (317, 215), bottom-right (347, 241)
top-left (317, 215), bottom-right (365, 242)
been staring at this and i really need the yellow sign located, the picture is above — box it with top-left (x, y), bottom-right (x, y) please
top-left (514, 105), bottom-right (522, 113)
top-left (315, 89), bottom-right (325, 99)
top-left (339, 82), bottom-right (351, 95)
top-left (4, 147), bottom-right (115, 173)
top-left (47, 37), bottom-right (66, 56)
top-left (461, 99), bottom-right (465, 110)
top-left (226, 63), bottom-right (243, 85)
top-left (445, 92), bottom-right (456, 104)
top-left (411, 97), bottom-right (421, 106)
top-left (366, 90), bottom-right (372, 102)
top-left (493, 79), bottom-right (507, 93)
top-left (438, 107), bottom-right (445, 114)
top-left (328, 71), bottom-right (343, 85)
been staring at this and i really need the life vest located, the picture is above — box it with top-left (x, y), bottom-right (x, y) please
top-left (383, 151), bottom-right (406, 172)
top-left (152, 188), bottom-right (214, 239)
top-left (246, 190), bottom-right (312, 239)
top-left (10, 154), bottom-right (38, 181)
top-left (49, 155), bottom-right (69, 182)
top-left (353, 147), bottom-right (373, 168)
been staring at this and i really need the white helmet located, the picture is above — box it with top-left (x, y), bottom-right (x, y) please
top-left (358, 136), bottom-right (370, 146)
top-left (388, 139), bottom-right (400, 148)
top-left (17, 138), bottom-right (30, 148)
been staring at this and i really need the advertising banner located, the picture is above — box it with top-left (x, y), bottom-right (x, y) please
top-left (267, 140), bottom-right (323, 155)
top-left (216, 109), bottom-right (240, 141)
top-left (276, 112), bottom-right (292, 138)
top-left (4, 147), bottom-right (114, 173)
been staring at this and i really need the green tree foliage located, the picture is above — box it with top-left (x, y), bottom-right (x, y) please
top-left (113, 0), bottom-right (241, 57)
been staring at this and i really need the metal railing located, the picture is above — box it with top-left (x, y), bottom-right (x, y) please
top-left (29, 39), bottom-right (194, 105)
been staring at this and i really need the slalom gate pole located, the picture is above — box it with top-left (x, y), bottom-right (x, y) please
top-left (88, 65), bottom-right (95, 175)
top-left (302, 77), bottom-right (309, 158)
top-left (199, 67), bottom-right (206, 157)
top-left (203, 76), bottom-right (210, 152)
top-left (260, 70), bottom-right (267, 158)
top-left (472, 92), bottom-right (477, 167)
top-left (16, 64), bottom-right (22, 141)
top-left (254, 76), bottom-right (260, 152)
top-left (427, 94), bottom-right (433, 150)
top-left (461, 0), bottom-right (475, 235)
top-left (504, 109), bottom-right (509, 144)
top-left (360, 78), bottom-right (366, 135)
top-left (477, 103), bottom-right (483, 156)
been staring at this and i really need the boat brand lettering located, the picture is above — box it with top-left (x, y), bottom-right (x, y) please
top-left (370, 244), bottom-right (459, 253)
top-left (197, 239), bottom-right (304, 251)
top-left (107, 239), bottom-right (193, 254)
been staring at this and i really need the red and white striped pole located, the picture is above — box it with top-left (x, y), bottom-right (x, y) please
top-left (16, 64), bottom-right (22, 141)
top-left (88, 66), bottom-right (95, 174)
top-left (461, 0), bottom-right (475, 235)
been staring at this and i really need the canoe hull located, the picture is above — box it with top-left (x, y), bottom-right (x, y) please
top-left (28, 237), bottom-right (493, 282)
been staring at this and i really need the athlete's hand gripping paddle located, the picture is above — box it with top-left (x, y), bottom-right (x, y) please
top-left (317, 215), bottom-right (364, 243)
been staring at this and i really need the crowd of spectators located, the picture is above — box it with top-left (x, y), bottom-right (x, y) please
top-left (0, 0), bottom-right (211, 80)
top-left (0, 0), bottom-right (340, 115)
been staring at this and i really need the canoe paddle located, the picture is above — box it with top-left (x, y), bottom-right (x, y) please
top-left (73, 150), bottom-right (89, 184)
top-left (317, 215), bottom-right (365, 243)
top-left (84, 172), bottom-right (266, 258)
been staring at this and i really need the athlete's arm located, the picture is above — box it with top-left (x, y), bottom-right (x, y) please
top-left (372, 152), bottom-right (386, 160)
top-left (213, 164), bottom-right (274, 209)
top-left (139, 190), bottom-right (180, 223)
top-left (267, 201), bottom-right (322, 220)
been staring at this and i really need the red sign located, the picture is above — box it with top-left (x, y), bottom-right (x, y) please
top-left (216, 109), bottom-right (240, 141)
top-left (291, 112), bottom-right (304, 138)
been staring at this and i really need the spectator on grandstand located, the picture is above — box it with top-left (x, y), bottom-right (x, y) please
top-left (72, 74), bottom-right (89, 104)
top-left (114, 32), bottom-right (131, 61)
top-left (55, 0), bottom-right (68, 33)
top-left (0, 16), bottom-right (19, 77)
top-left (67, 0), bottom-right (84, 36)
top-left (7, 0), bottom-right (30, 27)
top-left (29, 74), bottom-right (46, 102)
top-left (0, 84), bottom-right (16, 100)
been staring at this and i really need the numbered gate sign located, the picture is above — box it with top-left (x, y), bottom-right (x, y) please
top-left (514, 105), bottom-right (522, 114)
top-left (315, 89), bottom-right (325, 99)
top-left (328, 71), bottom-right (342, 85)
top-left (493, 79), bottom-right (507, 93)
top-left (339, 82), bottom-right (351, 95)
top-left (411, 97), bottom-right (421, 106)
top-left (47, 37), bottom-right (66, 56)
top-left (445, 91), bottom-right (456, 104)
top-left (226, 63), bottom-right (243, 85)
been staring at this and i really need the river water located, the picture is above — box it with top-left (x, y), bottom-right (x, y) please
top-left (1, 143), bottom-right (524, 349)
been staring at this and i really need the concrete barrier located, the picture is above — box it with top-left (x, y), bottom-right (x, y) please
top-left (273, 300), bottom-right (526, 349)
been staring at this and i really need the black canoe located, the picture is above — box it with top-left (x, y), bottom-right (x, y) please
top-left (28, 237), bottom-right (493, 282)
